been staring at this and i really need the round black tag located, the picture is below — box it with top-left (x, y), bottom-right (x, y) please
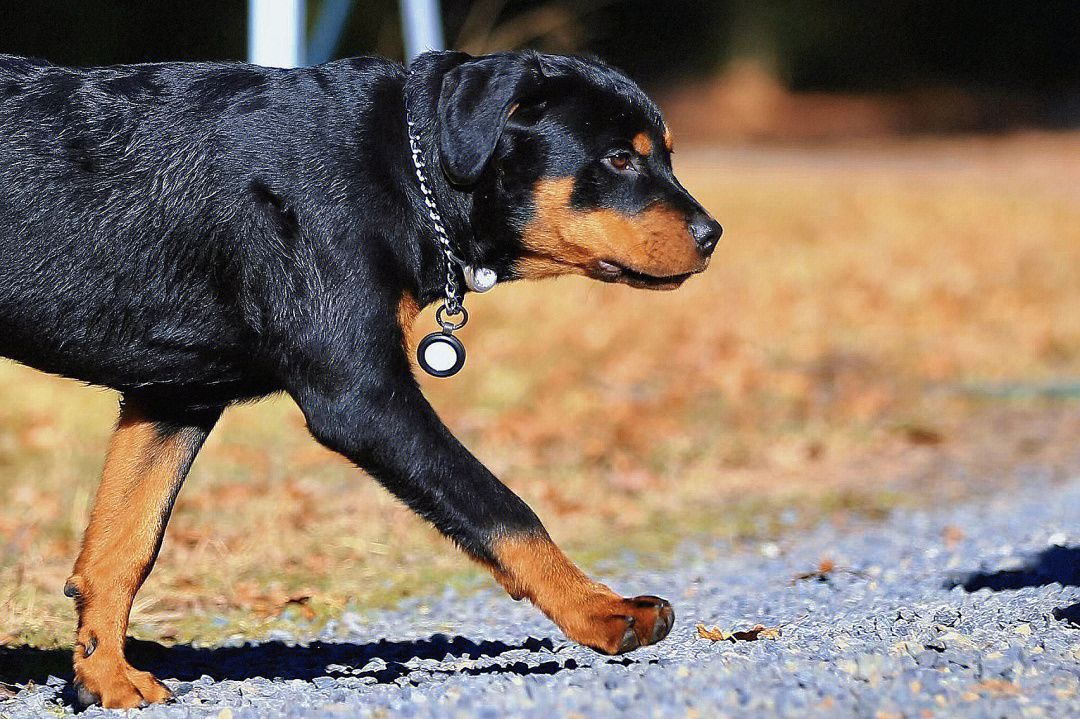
top-left (417, 331), bottom-right (466, 377)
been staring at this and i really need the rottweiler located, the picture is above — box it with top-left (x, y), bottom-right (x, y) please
top-left (0, 50), bottom-right (721, 707)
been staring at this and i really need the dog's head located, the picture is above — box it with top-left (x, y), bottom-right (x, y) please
top-left (430, 51), bottom-right (721, 291)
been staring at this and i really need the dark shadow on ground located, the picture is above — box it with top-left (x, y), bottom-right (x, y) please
top-left (945, 545), bottom-right (1080, 592)
top-left (1053, 603), bottom-right (1080, 626)
top-left (0, 634), bottom-right (569, 694)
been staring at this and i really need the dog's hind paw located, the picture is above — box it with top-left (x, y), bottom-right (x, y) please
top-left (74, 661), bottom-right (171, 709)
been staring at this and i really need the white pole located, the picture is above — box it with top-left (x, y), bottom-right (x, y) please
top-left (249, 0), bottom-right (307, 67)
top-left (400, 0), bottom-right (445, 64)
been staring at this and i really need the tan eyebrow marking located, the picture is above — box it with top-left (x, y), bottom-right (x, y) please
top-left (632, 132), bottom-right (653, 156)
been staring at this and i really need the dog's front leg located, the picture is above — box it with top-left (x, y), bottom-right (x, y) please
top-left (290, 347), bottom-right (673, 655)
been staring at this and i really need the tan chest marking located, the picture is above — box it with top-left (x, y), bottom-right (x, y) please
top-left (398, 293), bottom-right (420, 353)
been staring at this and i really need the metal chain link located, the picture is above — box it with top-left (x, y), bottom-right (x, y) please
top-left (404, 95), bottom-right (466, 323)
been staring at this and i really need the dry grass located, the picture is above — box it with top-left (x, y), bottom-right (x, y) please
top-left (3, 132), bottom-right (1080, 649)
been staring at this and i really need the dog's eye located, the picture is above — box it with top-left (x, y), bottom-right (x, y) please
top-left (603, 151), bottom-right (634, 173)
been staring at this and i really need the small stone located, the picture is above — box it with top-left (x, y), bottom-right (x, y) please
top-left (896, 608), bottom-right (918, 622)
top-left (933, 607), bottom-right (960, 627)
top-left (362, 658), bottom-right (388, 673)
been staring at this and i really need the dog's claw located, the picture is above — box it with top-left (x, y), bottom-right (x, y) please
top-left (75, 682), bottom-right (99, 708)
top-left (648, 601), bottom-right (674, 644)
top-left (616, 616), bottom-right (640, 654)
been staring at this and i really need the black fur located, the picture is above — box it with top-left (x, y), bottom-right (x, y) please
top-left (0, 50), bottom-right (713, 565)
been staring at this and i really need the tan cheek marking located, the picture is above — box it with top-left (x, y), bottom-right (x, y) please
top-left (663, 126), bottom-right (674, 152)
top-left (632, 132), bottom-right (652, 156)
top-left (517, 178), bottom-right (701, 280)
top-left (517, 178), bottom-right (596, 280)
top-left (398, 293), bottom-right (420, 353)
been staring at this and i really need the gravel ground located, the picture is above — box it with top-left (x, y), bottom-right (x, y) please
top-left (4, 475), bottom-right (1080, 718)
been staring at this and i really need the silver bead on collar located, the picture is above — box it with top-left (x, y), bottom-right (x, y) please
top-left (463, 265), bottom-right (497, 293)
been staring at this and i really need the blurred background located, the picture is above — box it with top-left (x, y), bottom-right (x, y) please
top-left (2, 1), bottom-right (1079, 648)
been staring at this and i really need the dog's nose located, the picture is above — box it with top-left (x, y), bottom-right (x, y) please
top-left (689, 215), bottom-right (722, 254)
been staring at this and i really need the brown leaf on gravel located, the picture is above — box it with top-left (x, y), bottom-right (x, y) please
top-left (734, 624), bottom-right (782, 641)
top-left (697, 622), bottom-right (781, 642)
top-left (0, 683), bottom-right (17, 698)
top-left (696, 624), bottom-right (730, 641)
top-left (793, 557), bottom-right (836, 581)
top-left (792, 557), bottom-right (869, 584)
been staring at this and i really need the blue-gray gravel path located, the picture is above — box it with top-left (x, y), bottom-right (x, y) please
top-left (4, 476), bottom-right (1080, 718)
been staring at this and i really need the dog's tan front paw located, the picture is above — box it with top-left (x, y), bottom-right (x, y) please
top-left (573, 594), bottom-right (675, 655)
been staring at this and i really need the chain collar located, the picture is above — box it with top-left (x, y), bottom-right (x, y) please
top-left (404, 94), bottom-right (469, 328)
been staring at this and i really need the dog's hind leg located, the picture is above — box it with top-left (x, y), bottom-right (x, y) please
top-left (65, 397), bottom-right (220, 709)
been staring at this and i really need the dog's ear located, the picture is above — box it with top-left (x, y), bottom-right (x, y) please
top-left (437, 54), bottom-right (541, 186)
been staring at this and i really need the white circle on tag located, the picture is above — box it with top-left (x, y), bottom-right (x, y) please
top-left (424, 338), bottom-right (458, 372)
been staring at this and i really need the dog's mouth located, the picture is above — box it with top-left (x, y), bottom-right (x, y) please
top-left (593, 259), bottom-right (704, 291)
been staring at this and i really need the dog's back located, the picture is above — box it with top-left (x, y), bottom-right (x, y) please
top-left (0, 54), bottom-right (398, 401)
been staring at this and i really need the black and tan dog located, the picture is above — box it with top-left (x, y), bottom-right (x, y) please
top-left (0, 50), bottom-right (721, 707)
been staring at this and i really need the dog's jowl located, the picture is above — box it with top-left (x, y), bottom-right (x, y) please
top-left (0, 50), bottom-right (720, 708)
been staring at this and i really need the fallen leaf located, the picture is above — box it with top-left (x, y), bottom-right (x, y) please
top-left (732, 624), bottom-right (782, 641)
top-left (793, 557), bottom-right (836, 581)
top-left (696, 624), bottom-right (730, 641)
top-left (697, 622), bottom-right (781, 642)
top-left (793, 557), bottom-right (867, 583)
